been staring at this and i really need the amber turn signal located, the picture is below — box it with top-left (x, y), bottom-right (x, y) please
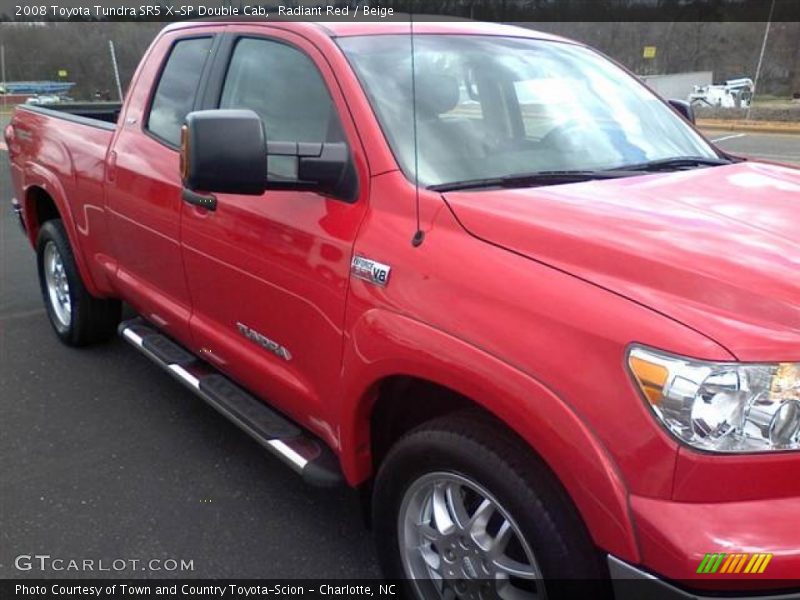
top-left (629, 354), bottom-right (668, 405)
top-left (179, 125), bottom-right (189, 183)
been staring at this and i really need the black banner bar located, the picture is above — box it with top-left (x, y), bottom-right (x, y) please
top-left (4, 579), bottom-right (800, 600)
top-left (1, 0), bottom-right (799, 23)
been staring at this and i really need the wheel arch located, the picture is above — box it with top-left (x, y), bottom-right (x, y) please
top-left (339, 308), bottom-right (641, 563)
top-left (21, 172), bottom-right (101, 297)
top-left (25, 184), bottom-right (61, 241)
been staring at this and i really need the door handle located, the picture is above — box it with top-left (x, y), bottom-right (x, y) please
top-left (107, 150), bottom-right (117, 183)
top-left (182, 188), bottom-right (217, 211)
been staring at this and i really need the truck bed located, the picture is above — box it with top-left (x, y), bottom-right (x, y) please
top-left (19, 101), bottom-right (122, 128)
top-left (9, 100), bottom-right (118, 289)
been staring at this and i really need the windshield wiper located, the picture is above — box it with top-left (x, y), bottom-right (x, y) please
top-left (429, 158), bottom-right (737, 193)
top-left (616, 156), bottom-right (734, 173)
top-left (429, 169), bottom-right (639, 192)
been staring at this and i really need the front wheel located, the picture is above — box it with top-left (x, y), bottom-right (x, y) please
top-left (372, 413), bottom-right (608, 600)
top-left (36, 219), bottom-right (121, 346)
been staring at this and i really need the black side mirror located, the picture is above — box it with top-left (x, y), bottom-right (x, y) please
top-left (182, 109), bottom-right (267, 195)
top-left (668, 99), bottom-right (696, 125)
top-left (265, 141), bottom-right (357, 202)
top-left (181, 108), bottom-right (357, 202)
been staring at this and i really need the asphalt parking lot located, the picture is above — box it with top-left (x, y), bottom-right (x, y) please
top-left (0, 120), bottom-right (797, 580)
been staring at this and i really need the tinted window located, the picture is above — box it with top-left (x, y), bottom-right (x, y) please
top-left (147, 37), bottom-right (213, 146)
top-left (220, 38), bottom-right (343, 144)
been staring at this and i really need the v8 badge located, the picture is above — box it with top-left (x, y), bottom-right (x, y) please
top-left (351, 256), bottom-right (391, 287)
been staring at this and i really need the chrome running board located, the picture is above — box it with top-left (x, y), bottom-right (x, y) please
top-left (119, 318), bottom-right (342, 487)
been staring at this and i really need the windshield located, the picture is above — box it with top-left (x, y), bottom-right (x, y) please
top-left (338, 34), bottom-right (719, 188)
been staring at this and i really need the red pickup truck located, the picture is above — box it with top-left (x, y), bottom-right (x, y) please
top-left (6, 20), bottom-right (800, 599)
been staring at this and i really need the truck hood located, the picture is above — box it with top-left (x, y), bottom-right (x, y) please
top-left (443, 162), bottom-right (800, 361)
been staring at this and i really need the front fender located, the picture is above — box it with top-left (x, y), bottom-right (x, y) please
top-left (338, 308), bottom-right (640, 563)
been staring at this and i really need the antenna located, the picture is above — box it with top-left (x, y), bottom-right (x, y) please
top-left (409, 8), bottom-right (425, 247)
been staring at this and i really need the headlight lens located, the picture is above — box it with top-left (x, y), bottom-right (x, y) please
top-left (628, 346), bottom-right (800, 452)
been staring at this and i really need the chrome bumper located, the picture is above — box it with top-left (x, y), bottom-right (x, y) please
top-left (609, 556), bottom-right (800, 600)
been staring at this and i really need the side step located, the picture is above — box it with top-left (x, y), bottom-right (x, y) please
top-left (118, 318), bottom-right (343, 487)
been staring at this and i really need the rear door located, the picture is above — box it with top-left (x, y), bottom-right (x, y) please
top-left (106, 32), bottom-right (216, 343)
top-left (180, 29), bottom-right (370, 433)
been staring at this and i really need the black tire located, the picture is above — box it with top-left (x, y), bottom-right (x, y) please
top-left (373, 412), bottom-right (609, 600)
top-left (36, 219), bottom-right (121, 346)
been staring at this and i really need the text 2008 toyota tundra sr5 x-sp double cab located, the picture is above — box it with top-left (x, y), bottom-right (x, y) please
top-left (6, 19), bottom-right (800, 600)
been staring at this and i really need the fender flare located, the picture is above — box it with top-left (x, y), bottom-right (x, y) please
top-left (339, 308), bottom-right (640, 562)
top-left (21, 162), bottom-right (101, 297)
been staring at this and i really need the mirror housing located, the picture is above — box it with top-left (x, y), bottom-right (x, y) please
top-left (181, 109), bottom-right (357, 201)
top-left (182, 109), bottom-right (267, 195)
top-left (668, 99), bottom-right (696, 125)
top-left (266, 141), bottom-right (357, 202)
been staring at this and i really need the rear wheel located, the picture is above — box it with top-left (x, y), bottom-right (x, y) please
top-left (372, 412), bottom-right (608, 599)
top-left (36, 220), bottom-right (121, 346)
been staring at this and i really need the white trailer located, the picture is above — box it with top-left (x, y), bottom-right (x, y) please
top-left (689, 78), bottom-right (754, 109)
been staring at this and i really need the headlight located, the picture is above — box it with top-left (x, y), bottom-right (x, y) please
top-left (627, 346), bottom-right (800, 453)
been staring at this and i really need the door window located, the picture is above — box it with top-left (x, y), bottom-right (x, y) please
top-left (147, 37), bottom-right (213, 146)
top-left (220, 38), bottom-right (344, 144)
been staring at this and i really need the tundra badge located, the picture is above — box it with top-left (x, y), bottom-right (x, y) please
top-left (236, 322), bottom-right (292, 361)
top-left (351, 256), bottom-right (391, 287)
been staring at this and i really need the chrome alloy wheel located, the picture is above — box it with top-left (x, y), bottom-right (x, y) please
top-left (43, 241), bottom-right (71, 328)
top-left (399, 472), bottom-right (547, 600)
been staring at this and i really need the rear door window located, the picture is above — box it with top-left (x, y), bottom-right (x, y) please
top-left (147, 37), bottom-right (213, 146)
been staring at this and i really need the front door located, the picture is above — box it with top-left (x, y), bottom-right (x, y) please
top-left (180, 30), bottom-right (369, 440)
